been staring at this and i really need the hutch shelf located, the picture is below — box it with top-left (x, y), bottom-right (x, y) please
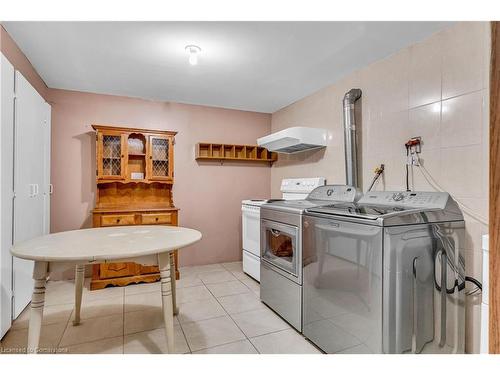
top-left (91, 124), bottom-right (179, 290)
top-left (195, 142), bottom-right (277, 164)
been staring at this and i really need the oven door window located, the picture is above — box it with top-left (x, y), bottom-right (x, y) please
top-left (261, 220), bottom-right (298, 276)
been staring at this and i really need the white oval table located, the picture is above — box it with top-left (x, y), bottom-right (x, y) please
top-left (11, 225), bottom-right (202, 354)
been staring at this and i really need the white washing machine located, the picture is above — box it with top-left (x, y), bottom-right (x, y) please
top-left (241, 177), bottom-right (325, 281)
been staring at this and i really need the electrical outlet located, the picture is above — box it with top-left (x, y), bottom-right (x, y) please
top-left (405, 136), bottom-right (422, 166)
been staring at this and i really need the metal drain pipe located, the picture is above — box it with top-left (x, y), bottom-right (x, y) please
top-left (343, 89), bottom-right (362, 187)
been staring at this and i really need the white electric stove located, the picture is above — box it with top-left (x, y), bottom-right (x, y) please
top-left (241, 177), bottom-right (325, 281)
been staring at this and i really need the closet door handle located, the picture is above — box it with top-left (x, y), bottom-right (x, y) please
top-left (29, 184), bottom-right (39, 197)
top-left (49, 184), bottom-right (54, 194)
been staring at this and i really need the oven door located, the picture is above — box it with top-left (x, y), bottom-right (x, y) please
top-left (261, 219), bottom-right (300, 281)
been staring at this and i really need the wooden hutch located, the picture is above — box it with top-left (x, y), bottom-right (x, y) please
top-left (90, 124), bottom-right (179, 290)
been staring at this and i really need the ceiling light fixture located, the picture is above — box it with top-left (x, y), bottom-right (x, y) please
top-left (185, 45), bottom-right (201, 66)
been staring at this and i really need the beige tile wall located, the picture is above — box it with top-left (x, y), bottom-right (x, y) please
top-left (270, 21), bottom-right (490, 353)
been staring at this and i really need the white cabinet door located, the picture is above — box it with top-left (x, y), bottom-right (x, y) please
top-left (0, 54), bottom-right (15, 338)
top-left (12, 72), bottom-right (46, 318)
top-left (242, 205), bottom-right (261, 257)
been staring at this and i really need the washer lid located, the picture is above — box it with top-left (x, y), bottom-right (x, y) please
top-left (262, 185), bottom-right (362, 214)
top-left (306, 191), bottom-right (464, 225)
top-left (308, 203), bottom-right (408, 220)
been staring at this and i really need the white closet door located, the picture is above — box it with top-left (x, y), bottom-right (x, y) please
top-left (42, 103), bottom-right (51, 235)
top-left (0, 54), bottom-right (15, 338)
top-left (12, 72), bottom-right (46, 318)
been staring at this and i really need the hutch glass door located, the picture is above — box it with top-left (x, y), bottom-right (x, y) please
top-left (148, 135), bottom-right (172, 181)
top-left (98, 132), bottom-right (126, 179)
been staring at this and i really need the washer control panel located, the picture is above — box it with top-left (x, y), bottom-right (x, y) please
top-left (358, 191), bottom-right (450, 209)
top-left (307, 185), bottom-right (362, 202)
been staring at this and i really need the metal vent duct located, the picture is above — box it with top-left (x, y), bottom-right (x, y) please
top-left (343, 89), bottom-right (362, 187)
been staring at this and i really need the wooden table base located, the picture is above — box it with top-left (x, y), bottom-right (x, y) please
top-left (26, 252), bottom-right (179, 354)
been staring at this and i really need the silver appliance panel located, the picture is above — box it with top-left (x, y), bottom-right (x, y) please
top-left (303, 213), bottom-right (466, 354)
top-left (307, 205), bottom-right (464, 227)
top-left (358, 191), bottom-right (451, 208)
top-left (261, 261), bottom-right (302, 331)
top-left (261, 199), bottom-right (333, 214)
top-left (306, 191), bottom-right (464, 226)
top-left (306, 184), bottom-right (362, 202)
top-left (382, 222), bottom-right (465, 354)
top-left (262, 185), bottom-right (362, 214)
top-left (303, 215), bottom-right (383, 353)
top-left (261, 207), bottom-right (301, 227)
top-left (260, 209), bottom-right (303, 331)
top-left (259, 185), bottom-right (363, 334)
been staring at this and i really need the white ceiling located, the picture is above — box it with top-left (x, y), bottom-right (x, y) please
top-left (3, 21), bottom-right (453, 113)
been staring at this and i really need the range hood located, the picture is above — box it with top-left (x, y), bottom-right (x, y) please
top-left (257, 127), bottom-right (328, 154)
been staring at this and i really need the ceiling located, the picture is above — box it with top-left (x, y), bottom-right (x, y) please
top-left (3, 21), bottom-right (453, 113)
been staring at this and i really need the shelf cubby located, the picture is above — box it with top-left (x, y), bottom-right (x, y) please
top-left (195, 142), bottom-right (277, 164)
top-left (211, 144), bottom-right (223, 158)
top-left (257, 148), bottom-right (268, 160)
top-left (197, 143), bottom-right (211, 158)
top-left (246, 146), bottom-right (257, 159)
top-left (235, 146), bottom-right (246, 159)
top-left (223, 145), bottom-right (235, 158)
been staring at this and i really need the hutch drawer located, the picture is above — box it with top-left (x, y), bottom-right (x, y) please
top-left (101, 214), bottom-right (136, 227)
top-left (141, 213), bottom-right (173, 225)
top-left (99, 263), bottom-right (135, 279)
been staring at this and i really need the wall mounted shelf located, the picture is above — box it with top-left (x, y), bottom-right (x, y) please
top-left (195, 142), bottom-right (277, 164)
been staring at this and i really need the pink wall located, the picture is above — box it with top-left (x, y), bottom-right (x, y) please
top-left (48, 89), bottom-right (271, 273)
top-left (2, 26), bottom-right (272, 277)
top-left (0, 26), bottom-right (48, 100)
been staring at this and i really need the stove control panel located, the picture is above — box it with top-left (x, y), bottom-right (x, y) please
top-left (281, 177), bottom-right (326, 194)
top-left (358, 191), bottom-right (450, 209)
top-left (307, 185), bottom-right (362, 202)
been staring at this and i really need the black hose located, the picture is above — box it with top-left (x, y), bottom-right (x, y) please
top-left (434, 274), bottom-right (482, 294)
top-left (465, 276), bottom-right (482, 291)
top-left (430, 227), bottom-right (482, 295)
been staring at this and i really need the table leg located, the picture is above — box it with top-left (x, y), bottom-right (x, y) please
top-left (73, 264), bottom-right (85, 326)
top-left (27, 261), bottom-right (48, 354)
top-left (169, 252), bottom-right (179, 315)
top-left (158, 252), bottom-right (174, 353)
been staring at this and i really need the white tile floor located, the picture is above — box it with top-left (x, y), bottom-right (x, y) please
top-left (0, 261), bottom-right (321, 354)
